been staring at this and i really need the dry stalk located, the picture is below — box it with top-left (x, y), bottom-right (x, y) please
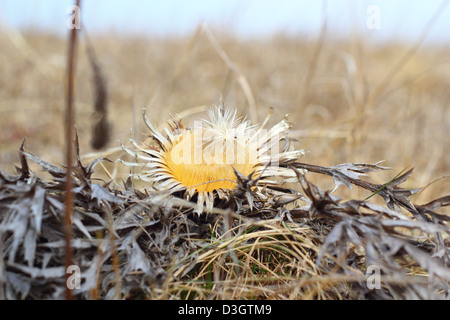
top-left (63, 0), bottom-right (81, 300)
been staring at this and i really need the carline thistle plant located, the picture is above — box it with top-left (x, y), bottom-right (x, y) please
top-left (121, 103), bottom-right (306, 213)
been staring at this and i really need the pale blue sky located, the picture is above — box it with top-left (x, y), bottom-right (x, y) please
top-left (0, 0), bottom-right (449, 44)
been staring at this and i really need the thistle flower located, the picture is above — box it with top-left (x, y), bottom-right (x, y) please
top-left (122, 104), bottom-right (305, 213)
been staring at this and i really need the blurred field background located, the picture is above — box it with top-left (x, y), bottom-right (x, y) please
top-left (0, 0), bottom-right (449, 205)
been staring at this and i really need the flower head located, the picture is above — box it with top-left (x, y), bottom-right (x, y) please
top-left (122, 104), bottom-right (305, 213)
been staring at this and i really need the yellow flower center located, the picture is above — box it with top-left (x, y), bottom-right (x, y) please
top-left (164, 130), bottom-right (257, 192)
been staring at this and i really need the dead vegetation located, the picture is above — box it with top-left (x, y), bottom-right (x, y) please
top-left (0, 9), bottom-right (450, 300)
top-left (0, 133), bottom-right (449, 299)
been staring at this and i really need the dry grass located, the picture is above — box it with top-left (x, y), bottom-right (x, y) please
top-left (1, 27), bottom-right (449, 202)
top-left (0, 23), bottom-right (449, 300)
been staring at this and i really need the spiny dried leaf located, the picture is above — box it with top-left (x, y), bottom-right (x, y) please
top-left (1, 142), bottom-right (449, 300)
top-left (292, 162), bottom-right (433, 221)
top-left (91, 184), bottom-right (124, 206)
top-left (19, 150), bottom-right (66, 177)
top-left (16, 139), bottom-right (30, 179)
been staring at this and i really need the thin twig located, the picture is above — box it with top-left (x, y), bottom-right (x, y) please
top-left (367, 0), bottom-right (449, 108)
top-left (295, 0), bottom-right (328, 108)
top-left (201, 24), bottom-right (257, 123)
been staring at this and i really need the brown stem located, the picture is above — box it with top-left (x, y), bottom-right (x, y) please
top-left (64, 0), bottom-right (81, 300)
